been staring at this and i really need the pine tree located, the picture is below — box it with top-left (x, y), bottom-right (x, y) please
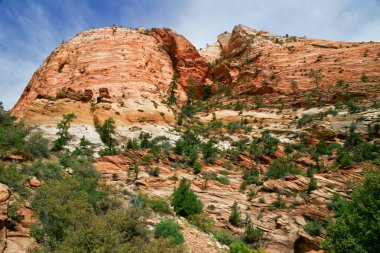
top-left (96, 117), bottom-right (118, 150)
top-left (244, 218), bottom-right (263, 245)
top-left (229, 201), bottom-right (242, 227)
top-left (52, 113), bottom-right (77, 151)
top-left (171, 178), bottom-right (203, 217)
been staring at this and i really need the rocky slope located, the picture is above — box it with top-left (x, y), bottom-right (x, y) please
top-left (8, 24), bottom-right (380, 253)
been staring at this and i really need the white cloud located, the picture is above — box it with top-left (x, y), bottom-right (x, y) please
top-left (171, 0), bottom-right (380, 47)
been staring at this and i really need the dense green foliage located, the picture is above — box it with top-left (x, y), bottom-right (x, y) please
top-left (171, 178), bottom-right (203, 217)
top-left (243, 167), bottom-right (260, 186)
top-left (323, 169), bottom-right (380, 253)
top-left (0, 107), bottom-right (49, 159)
top-left (265, 158), bottom-right (301, 179)
top-left (155, 219), bottom-right (184, 245)
top-left (307, 176), bottom-right (318, 193)
top-left (28, 153), bottom-right (183, 252)
top-left (305, 220), bottom-right (323, 236)
top-left (229, 242), bottom-right (252, 253)
top-left (0, 107), bottom-right (184, 252)
top-left (0, 163), bottom-right (29, 198)
top-left (202, 138), bottom-right (219, 163)
top-left (174, 130), bottom-right (201, 166)
top-left (250, 130), bottom-right (279, 157)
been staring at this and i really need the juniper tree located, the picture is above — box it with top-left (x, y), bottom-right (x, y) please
top-left (52, 113), bottom-right (77, 151)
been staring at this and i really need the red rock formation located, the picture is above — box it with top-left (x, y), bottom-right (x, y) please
top-left (152, 28), bottom-right (209, 96)
top-left (208, 25), bottom-right (380, 105)
top-left (11, 25), bottom-right (380, 120)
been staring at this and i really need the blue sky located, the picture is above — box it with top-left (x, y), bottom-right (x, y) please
top-left (1, 0), bottom-right (380, 109)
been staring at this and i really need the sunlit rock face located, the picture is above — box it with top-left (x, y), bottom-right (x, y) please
top-left (207, 25), bottom-right (380, 106)
top-left (10, 27), bottom-right (210, 147)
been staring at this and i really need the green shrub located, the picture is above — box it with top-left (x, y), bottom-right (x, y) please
top-left (305, 220), bottom-right (323, 236)
top-left (250, 130), bottom-right (279, 157)
top-left (247, 189), bottom-right (256, 200)
top-left (211, 120), bottom-right (223, 129)
top-left (308, 176), bottom-right (318, 193)
top-left (125, 138), bottom-right (140, 150)
top-left (22, 131), bottom-right (50, 159)
top-left (7, 204), bottom-right (24, 223)
top-left (229, 201), bottom-right (242, 227)
top-left (216, 176), bottom-right (230, 185)
top-left (174, 130), bottom-right (201, 166)
top-left (360, 73), bottom-right (369, 82)
top-left (149, 197), bottom-right (171, 214)
top-left (244, 219), bottom-right (263, 244)
top-left (225, 86), bottom-right (233, 98)
top-left (214, 229), bottom-right (237, 245)
top-left (187, 213), bottom-right (213, 233)
top-left (202, 139), bottom-right (219, 163)
top-left (226, 121), bottom-right (241, 134)
top-left (265, 158), bottom-right (301, 179)
top-left (323, 169), bottom-right (380, 253)
top-left (30, 224), bottom-right (44, 243)
top-left (271, 193), bottom-right (285, 209)
top-left (155, 219), bottom-right (184, 245)
top-left (328, 193), bottom-right (347, 217)
top-left (337, 150), bottom-right (353, 168)
top-left (347, 101), bottom-right (366, 113)
top-left (22, 160), bottom-right (63, 181)
top-left (142, 154), bottom-right (153, 165)
top-left (0, 163), bottom-right (29, 198)
top-left (167, 74), bottom-right (178, 105)
top-left (315, 140), bottom-right (331, 156)
top-left (0, 107), bottom-right (49, 160)
top-left (229, 241), bottom-right (252, 253)
top-left (98, 148), bottom-right (120, 157)
top-left (171, 178), bottom-right (203, 217)
top-left (243, 168), bottom-right (260, 185)
top-left (203, 85), bottom-right (212, 100)
top-left (149, 166), bottom-right (160, 177)
top-left (297, 110), bottom-right (338, 128)
top-left (193, 162), bottom-right (202, 174)
top-left (72, 136), bottom-right (94, 157)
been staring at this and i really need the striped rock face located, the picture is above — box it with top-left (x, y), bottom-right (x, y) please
top-left (11, 27), bottom-right (209, 147)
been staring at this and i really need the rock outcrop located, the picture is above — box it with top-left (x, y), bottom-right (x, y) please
top-left (0, 183), bottom-right (36, 253)
top-left (205, 25), bottom-right (380, 107)
top-left (152, 28), bottom-right (209, 95)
